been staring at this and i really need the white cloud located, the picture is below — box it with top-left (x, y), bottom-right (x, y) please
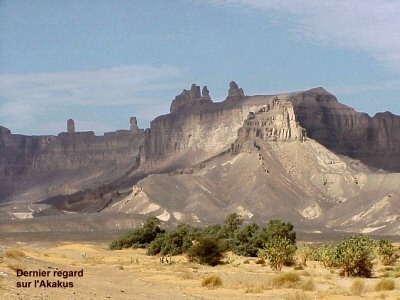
top-left (210, 0), bottom-right (400, 72)
top-left (0, 65), bottom-right (181, 106)
top-left (327, 79), bottom-right (400, 95)
top-left (0, 65), bottom-right (182, 133)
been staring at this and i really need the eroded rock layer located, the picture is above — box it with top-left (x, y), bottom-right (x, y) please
top-left (289, 88), bottom-right (400, 171)
top-left (1, 83), bottom-right (400, 234)
top-left (0, 120), bottom-right (145, 203)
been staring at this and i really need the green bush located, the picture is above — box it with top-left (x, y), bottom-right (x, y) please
top-left (110, 217), bottom-right (165, 250)
top-left (318, 244), bottom-right (338, 268)
top-left (146, 234), bottom-right (165, 255)
top-left (188, 235), bottom-right (224, 266)
top-left (297, 244), bottom-right (313, 266)
top-left (146, 224), bottom-right (200, 256)
top-left (262, 219), bottom-right (296, 244)
top-left (200, 224), bottom-right (222, 237)
top-left (232, 223), bottom-right (264, 257)
top-left (219, 213), bottom-right (243, 240)
top-left (335, 235), bottom-right (375, 277)
top-left (259, 236), bottom-right (297, 271)
top-left (376, 239), bottom-right (399, 266)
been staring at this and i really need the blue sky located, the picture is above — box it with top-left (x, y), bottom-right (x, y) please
top-left (1, 0), bottom-right (399, 135)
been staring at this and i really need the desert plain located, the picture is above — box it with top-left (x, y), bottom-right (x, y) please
top-left (1, 234), bottom-right (400, 300)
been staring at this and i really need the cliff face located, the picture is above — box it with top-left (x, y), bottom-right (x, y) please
top-left (145, 82), bottom-right (271, 164)
top-left (0, 126), bottom-right (56, 201)
top-left (289, 88), bottom-right (400, 171)
top-left (0, 122), bottom-right (145, 203)
top-left (232, 97), bottom-right (306, 154)
top-left (1, 83), bottom-right (400, 207)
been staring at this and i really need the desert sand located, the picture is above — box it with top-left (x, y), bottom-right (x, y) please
top-left (1, 237), bottom-right (400, 300)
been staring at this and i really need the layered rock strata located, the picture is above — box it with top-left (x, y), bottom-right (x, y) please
top-left (232, 97), bottom-right (306, 154)
top-left (145, 81), bottom-right (258, 163)
top-left (289, 88), bottom-right (400, 171)
top-left (0, 118), bottom-right (145, 203)
top-left (1, 83), bottom-right (400, 208)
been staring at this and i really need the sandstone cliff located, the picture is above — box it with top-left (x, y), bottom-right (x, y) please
top-left (1, 83), bottom-right (400, 235)
top-left (0, 120), bottom-right (145, 204)
top-left (289, 88), bottom-right (400, 172)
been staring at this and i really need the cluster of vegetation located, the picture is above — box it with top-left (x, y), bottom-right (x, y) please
top-left (109, 217), bottom-right (165, 250)
top-left (110, 214), bottom-right (399, 278)
top-left (303, 236), bottom-right (399, 277)
top-left (110, 214), bottom-right (296, 266)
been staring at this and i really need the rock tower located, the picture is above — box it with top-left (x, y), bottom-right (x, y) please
top-left (67, 119), bottom-right (75, 133)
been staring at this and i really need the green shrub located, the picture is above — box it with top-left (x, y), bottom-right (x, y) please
top-left (232, 223), bottom-right (264, 257)
top-left (188, 235), bottom-right (224, 266)
top-left (146, 234), bottom-right (165, 255)
top-left (200, 224), bottom-right (222, 237)
top-left (318, 244), bottom-right (338, 268)
top-left (262, 219), bottom-right (296, 244)
top-left (376, 239), bottom-right (399, 266)
top-left (219, 213), bottom-right (243, 240)
top-left (307, 245), bottom-right (322, 262)
top-left (335, 235), bottom-right (375, 277)
top-left (375, 278), bottom-right (395, 291)
top-left (162, 224), bottom-right (199, 255)
top-left (147, 223), bottom-right (199, 256)
top-left (109, 217), bottom-right (165, 250)
top-left (259, 236), bottom-right (297, 271)
top-left (201, 275), bottom-right (222, 287)
top-left (272, 272), bottom-right (300, 288)
top-left (297, 244), bottom-right (313, 266)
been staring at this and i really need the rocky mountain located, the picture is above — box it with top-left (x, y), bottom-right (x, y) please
top-left (1, 82), bottom-right (400, 235)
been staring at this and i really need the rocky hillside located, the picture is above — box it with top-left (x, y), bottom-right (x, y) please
top-left (1, 82), bottom-right (400, 234)
top-left (289, 88), bottom-right (400, 172)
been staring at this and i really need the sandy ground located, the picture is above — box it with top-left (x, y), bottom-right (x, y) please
top-left (1, 239), bottom-right (400, 300)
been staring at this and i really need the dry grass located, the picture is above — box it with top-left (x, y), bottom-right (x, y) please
top-left (349, 278), bottom-right (365, 295)
top-left (301, 278), bottom-right (315, 291)
top-left (86, 256), bottom-right (104, 265)
top-left (5, 248), bottom-right (25, 259)
top-left (178, 271), bottom-right (196, 280)
top-left (375, 278), bottom-right (395, 291)
top-left (201, 275), bottom-right (222, 288)
top-left (243, 280), bottom-right (270, 294)
top-left (381, 265), bottom-right (400, 278)
top-left (299, 270), bottom-right (310, 277)
top-left (285, 290), bottom-right (311, 300)
top-left (225, 273), bottom-right (271, 293)
top-left (4, 240), bottom-right (400, 299)
top-left (7, 262), bottom-right (25, 271)
top-left (273, 272), bottom-right (301, 288)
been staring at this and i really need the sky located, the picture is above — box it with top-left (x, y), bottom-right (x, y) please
top-left (1, 0), bottom-right (399, 135)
